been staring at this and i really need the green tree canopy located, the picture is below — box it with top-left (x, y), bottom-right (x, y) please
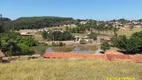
top-left (0, 32), bottom-right (38, 56)
top-left (112, 31), bottom-right (142, 54)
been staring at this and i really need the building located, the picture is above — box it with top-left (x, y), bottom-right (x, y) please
top-left (103, 37), bottom-right (111, 42)
top-left (80, 21), bottom-right (88, 24)
top-left (0, 50), bottom-right (5, 63)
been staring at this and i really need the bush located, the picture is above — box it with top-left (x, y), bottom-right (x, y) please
top-left (52, 42), bottom-right (57, 46)
top-left (112, 31), bottom-right (142, 54)
top-left (59, 42), bottom-right (66, 46)
top-left (88, 32), bottom-right (97, 40)
top-left (80, 39), bottom-right (87, 44)
top-left (101, 41), bottom-right (110, 52)
top-left (88, 40), bottom-right (93, 43)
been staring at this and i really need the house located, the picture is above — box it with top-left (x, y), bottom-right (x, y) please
top-left (80, 21), bottom-right (88, 24)
top-left (0, 50), bottom-right (5, 63)
top-left (74, 36), bottom-right (93, 43)
top-left (103, 37), bottom-right (111, 41)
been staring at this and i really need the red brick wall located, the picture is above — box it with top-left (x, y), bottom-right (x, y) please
top-left (43, 52), bottom-right (142, 63)
top-left (43, 52), bottom-right (107, 60)
top-left (131, 55), bottom-right (142, 63)
top-left (106, 54), bottom-right (131, 61)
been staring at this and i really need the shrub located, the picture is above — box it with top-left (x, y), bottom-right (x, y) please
top-left (80, 39), bottom-right (87, 44)
top-left (52, 42), bottom-right (57, 46)
top-left (101, 41), bottom-right (110, 52)
top-left (88, 32), bottom-right (97, 40)
top-left (59, 42), bottom-right (66, 46)
top-left (112, 31), bottom-right (142, 54)
top-left (88, 40), bottom-right (93, 43)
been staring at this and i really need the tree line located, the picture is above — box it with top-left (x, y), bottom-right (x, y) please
top-left (3, 16), bottom-right (74, 30)
top-left (66, 20), bottom-right (119, 37)
top-left (42, 30), bottom-right (74, 41)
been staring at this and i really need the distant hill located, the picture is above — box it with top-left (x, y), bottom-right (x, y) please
top-left (4, 16), bottom-right (74, 30)
top-left (0, 17), bottom-right (11, 22)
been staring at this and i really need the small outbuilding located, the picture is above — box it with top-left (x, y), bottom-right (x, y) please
top-left (103, 37), bottom-right (111, 41)
top-left (0, 50), bottom-right (5, 63)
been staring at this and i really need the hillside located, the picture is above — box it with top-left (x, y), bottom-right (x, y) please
top-left (4, 16), bottom-right (74, 30)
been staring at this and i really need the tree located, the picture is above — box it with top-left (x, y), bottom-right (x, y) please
top-left (88, 32), bottom-right (97, 40)
top-left (118, 18), bottom-right (128, 24)
top-left (42, 30), bottom-right (48, 39)
top-left (101, 42), bottom-right (110, 52)
top-left (61, 31), bottom-right (74, 41)
top-left (4, 16), bottom-right (74, 30)
top-left (112, 31), bottom-right (142, 54)
top-left (42, 31), bottom-right (74, 41)
top-left (129, 23), bottom-right (134, 31)
top-left (0, 22), bottom-right (4, 33)
top-left (0, 25), bottom-right (4, 33)
top-left (0, 32), bottom-right (37, 56)
top-left (113, 27), bottom-right (119, 37)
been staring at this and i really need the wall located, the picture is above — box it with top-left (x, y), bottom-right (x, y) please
top-left (43, 52), bottom-right (142, 63)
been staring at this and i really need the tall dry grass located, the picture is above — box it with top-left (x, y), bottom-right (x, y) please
top-left (0, 59), bottom-right (142, 80)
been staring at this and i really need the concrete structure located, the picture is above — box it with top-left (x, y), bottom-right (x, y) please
top-left (74, 36), bottom-right (93, 42)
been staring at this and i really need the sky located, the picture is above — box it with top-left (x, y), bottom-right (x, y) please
top-left (0, 0), bottom-right (142, 20)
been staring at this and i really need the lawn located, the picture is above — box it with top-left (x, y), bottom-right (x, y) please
top-left (0, 59), bottom-right (141, 80)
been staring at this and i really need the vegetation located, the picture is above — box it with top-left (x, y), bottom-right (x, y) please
top-left (0, 32), bottom-right (38, 56)
top-left (112, 31), bottom-right (142, 54)
top-left (88, 32), bottom-right (97, 40)
top-left (0, 17), bottom-right (11, 22)
top-left (0, 59), bottom-right (141, 80)
top-left (80, 39), bottom-right (87, 44)
top-left (117, 28), bottom-right (142, 37)
top-left (4, 16), bottom-right (74, 30)
top-left (0, 19), bottom-right (5, 33)
top-left (42, 31), bottom-right (74, 41)
top-left (0, 24), bottom-right (4, 33)
top-left (101, 41), bottom-right (111, 52)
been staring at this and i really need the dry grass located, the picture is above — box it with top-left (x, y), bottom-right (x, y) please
top-left (48, 26), bottom-right (77, 31)
top-left (0, 59), bottom-right (142, 80)
top-left (117, 28), bottom-right (142, 37)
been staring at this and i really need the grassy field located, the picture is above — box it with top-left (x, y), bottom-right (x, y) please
top-left (0, 59), bottom-right (142, 80)
top-left (117, 28), bottom-right (142, 37)
top-left (94, 28), bottom-right (142, 37)
top-left (48, 26), bottom-right (76, 31)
